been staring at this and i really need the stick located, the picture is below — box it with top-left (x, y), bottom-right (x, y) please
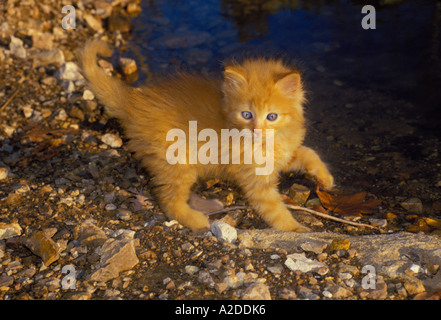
top-left (206, 204), bottom-right (379, 230)
top-left (206, 206), bottom-right (248, 216)
top-left (0, 89), bottom-right (19, 111)
top-left (286, 204), bottom-right (380, 230)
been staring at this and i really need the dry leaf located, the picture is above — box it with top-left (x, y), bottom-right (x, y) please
top-left (282, 194), bottom-right (300, 206)
top-left (129, 188), bottom-right (153, 212)
top-left (189, 193), bottom-right (224, 214)
top-left (316, 187), bottom-right (381, 217)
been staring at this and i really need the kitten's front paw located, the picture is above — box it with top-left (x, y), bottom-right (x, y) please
top-left (317, 170), bottom-right (334, 190)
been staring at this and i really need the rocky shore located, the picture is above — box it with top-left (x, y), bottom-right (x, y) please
top-left (0, 0), bottom-right (440, 300)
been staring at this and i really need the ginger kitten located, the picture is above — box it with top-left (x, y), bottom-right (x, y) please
top-left (78, 40), bottom-right (334, 232)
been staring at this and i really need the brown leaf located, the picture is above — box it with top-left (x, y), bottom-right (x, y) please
top-left (316, 187), bottom-right (381, 217)
top-left (129, 188), bottom-right (154, 212)
top-left (22, 125), bottom-right (78, 142)
top-left (282, 194), bottom-right (300, 206)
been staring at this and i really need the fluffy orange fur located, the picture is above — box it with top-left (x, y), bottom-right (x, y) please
top-left (77, 40), bottom-right (334, 232)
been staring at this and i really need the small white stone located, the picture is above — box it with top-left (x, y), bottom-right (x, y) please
top-left (82, 89), bottom-right (95, 100)
top-left (57, 62), bottom-right (84, 81)
top-left (284, 253), bottom-right (328, 273)
top-left (9, 35), bottom-right (26, 59)
top-left (0, 167), bottom-right (9, 180)
top-left (105, 203), bottom-right (117, 211)
top-left (210, 221), bottom-right (237, 243)
top-left (322, 290), bottom-right (333, 298)
top-left (184, 265), bottom-right (199, 275)
top-left (101, 133), bottom-right (123, 148)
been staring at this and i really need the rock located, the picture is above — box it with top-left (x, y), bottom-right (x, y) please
top-left (9, 35), bottom-right (26, 59)
top-left (57, 62), bottom-right (84, 81)
top-left (25, 230), bottom-right (60, 266)
top-left (215, 282), bottom-right (229, 294)
top-left (403, 278), bottom-right (425, 295)
top-left (241, 283), bottom-right (271, 300)
top-left (184, 265), bottom-right (199, 275)
top-left (84, 13), bottom-right (104, 33)
top-left (400, 198), bottom-right (424, 214)
top-left (369, 218), bottom-right (387, 227)
top-left (366, 277), bottom-right (388, 299)
top-left (0, 222), bottom-right (22, 239)
top-left (237, 230), bottom-right (441, 284)
top-left (90, 239), bottom-right (139, 282)
top-left (300, 240), bottom-right (327, 254)
top-left (31, 32), bottom-right (53, 50)
top-left (210, 221), bottom-right (237, 243)
top-left (278, 288), bottom-right (297, 299)
top-left (288, 184), bottom-right (311, 205)
top-left (0, 275), bottom-right (14, 288)
top-left (30, 49), bottom-right (65, 67)
top-left (284, 253), bottom-right (328, 274)
top-left (82, 89), bottom-right (95, 101)
top-left (101, 133), bottom-right (123, 148)
top-left (328, 285), bottom-right (353, 299)
top-left (197, 271), bottom-right (215, 287)
top-left (119, 57), bottom-right (137, 75)
top-left (74, 220), bottom-right (108, 247)
top-left (328, 238), bottom-right (351, 252)
top-left (298, 286), bottom-right (320, 300)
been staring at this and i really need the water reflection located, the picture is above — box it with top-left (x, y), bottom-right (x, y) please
top-left (128, 0), bottom-right (441, 127)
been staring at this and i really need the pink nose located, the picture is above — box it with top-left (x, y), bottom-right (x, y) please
top-left (253, 129), bottom-right (262, 138)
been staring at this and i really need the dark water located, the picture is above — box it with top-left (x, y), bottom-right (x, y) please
top-left (127, 0), bottom-right (441, 129)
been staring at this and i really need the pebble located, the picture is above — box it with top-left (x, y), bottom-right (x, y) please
top-left (184, 265), bottom-right (199, 275)
top-left (210, 221), bottom-right (237, 243)
top-left (0, 222), bottom-right (22, 240)
top-left (9, 35), bottom-right (26, 59)
top-left (241, 283), bottom-right (271, 300)
top-left (284, 253), bottom-right (328, 274)
top-left (300, 240), bottom-right (327, 254)
top-left (90, 239), bottom-right (139, 282)
top-left (0, 167), bottom-right (9, 180)
top-left (82, 89), bottom-right (95, 101)
top-left (328, 238), bottom-right (351, 252)
top-left (57, 62), bottom-right (84, 81)
top-left (101, 133), bottom-right (123, 148)
top-left (25, 230), bottom-right (60, 266)
top-left (119, 57), bottom-right (137, 75)
top-left (288, 184), bottom-right (311, 205)
top-left (400, 198), bottom-right (424, 214)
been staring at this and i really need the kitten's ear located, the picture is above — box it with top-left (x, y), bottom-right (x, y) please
top-left (223, 66), bottom-right (247, 92)
top-left (275, 72), bottom-right (301, 97)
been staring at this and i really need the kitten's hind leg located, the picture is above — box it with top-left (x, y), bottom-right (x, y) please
top-left (153, 169), bottom-right (210, 232)
top-left (242, 180), bottom-right (310, 232)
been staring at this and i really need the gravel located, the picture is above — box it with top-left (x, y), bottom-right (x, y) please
top-left (0, 0), bottom-right (440, 301)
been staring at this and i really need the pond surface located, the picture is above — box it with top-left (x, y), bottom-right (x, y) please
top-left (126, 0), bottom-right (441, 217)
top-left (128, 0), bottom-right (441, 127)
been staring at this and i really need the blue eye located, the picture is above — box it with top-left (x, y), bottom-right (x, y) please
top-left (267, 113), bottom-right (278, 121)
top-left (241, 111), bottom-right (253, 119)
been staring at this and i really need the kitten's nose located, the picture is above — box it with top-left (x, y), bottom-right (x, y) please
top-left (253, 128), bottom-right (263, 139)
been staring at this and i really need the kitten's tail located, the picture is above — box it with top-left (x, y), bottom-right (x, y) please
top-left (77, 40), bottom-right (129, 120)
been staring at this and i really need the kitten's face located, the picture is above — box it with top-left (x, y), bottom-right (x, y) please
top-left (221, 59), bottom-right (305, 138)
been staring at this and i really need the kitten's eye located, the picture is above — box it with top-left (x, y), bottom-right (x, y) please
top-left (266, 113), bottom-right (278, 121)
top-left (241, 111), bottom-right (253, 120)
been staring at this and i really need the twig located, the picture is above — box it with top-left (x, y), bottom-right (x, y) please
top-left (206, 204), bottom-right (379, 230)
top-left (0, 89), bottom-right (20, 111)
top-left (286, 204), bottom-right (380, 230)
top-left (206, 206), bottom-right (248, 216)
